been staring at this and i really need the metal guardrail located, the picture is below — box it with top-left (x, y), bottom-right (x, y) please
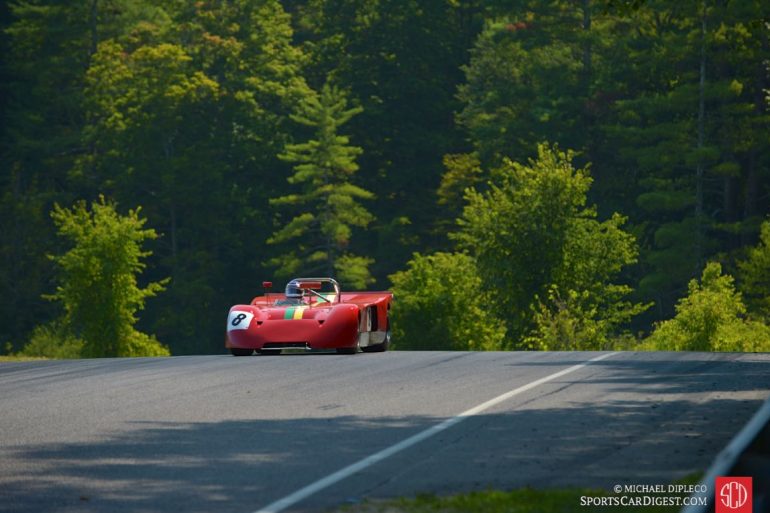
top-left (683, 395), bottom-right (770, 513)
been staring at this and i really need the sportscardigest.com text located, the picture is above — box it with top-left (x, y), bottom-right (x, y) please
top-left (580, 484), bottom-right (709, 508)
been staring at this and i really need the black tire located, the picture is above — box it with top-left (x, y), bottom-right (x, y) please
top-left (230, 348), bottom-right (253, 356)
top-left (336, 346), bottom-right (357, 355)
top-left (361, 327), bottom-right (391, 353)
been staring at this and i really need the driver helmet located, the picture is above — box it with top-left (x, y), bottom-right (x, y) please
top-left (285, 280), bottom-right (305, 299)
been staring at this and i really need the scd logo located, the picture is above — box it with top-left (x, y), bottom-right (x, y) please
top-left (716, 477), bottom-right (752, 513)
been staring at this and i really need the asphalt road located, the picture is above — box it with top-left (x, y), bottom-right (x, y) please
top-left (1, 351), bottom-right (769, 513)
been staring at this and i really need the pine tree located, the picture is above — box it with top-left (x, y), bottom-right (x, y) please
top-left (297, 0), bottom-right (480, 279)
top-left (601, 0), bottom-right (770, 317)
top-left (269, 82), bottom-right (375, 288)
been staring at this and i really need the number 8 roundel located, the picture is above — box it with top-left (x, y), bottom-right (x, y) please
top-left (227, 310), bottom-right (254, 331)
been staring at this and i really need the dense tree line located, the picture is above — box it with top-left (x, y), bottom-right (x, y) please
top-left (1, 0), bottom-right (768, 355)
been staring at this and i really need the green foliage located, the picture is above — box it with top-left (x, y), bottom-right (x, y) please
top-left (529, 213), bottom-right (651, 350)
top-left (645, 262), bottom-right (770, 352)
top-left (0, 182), bottom-right (51, 355)
top-left (19, 320), bottom-right (84, 360)
top-left (297, 0), bottom-right (480, 280)
top-left (437, 153), bottom-right (484, 216)
top-left (0, 0), bottom-right (126, 351)
top-left (84, 40), bottom-right (219, 135)
top-left (738, 218), bottom-right (770, 319)
top-left (458, 12), bottom-right (588, 168)
top-left (47, 196), bottom-right (169, 357)
top-left (453, 0), bottom-right (770, 324)
top-left (270, 82), bottom-right (374, 288)
top-left (67, 0), bottom-right (310, 354)
top-left (1, 0), bottom-right (769, 354)
top-left (599, 0), bottom-right (770, 314)
top-left (527, 284), bottom-right (649, 352)
top-left (389, 252), bottom-right (506, 351)
top-left (455, 144), bottom-right (589, 334)
top-left (455, 145), bottom-right (646, 347)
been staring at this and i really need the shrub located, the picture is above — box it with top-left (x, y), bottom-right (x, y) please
top-left (645, 262), bottom-right (770, 351)
top-left (390, 252), bottom-right (506, 350)
top-left (738, 217), bottom-right (770, 319)
top-left (47, 196), bottom-right (170, 357)
top-left (19, 320), bottom-right (84, 359)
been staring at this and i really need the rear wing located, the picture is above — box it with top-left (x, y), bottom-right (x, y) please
top-left (250, 290), bottom-right (392, 307)
top-left (339, 291), bottom-right (392, 303)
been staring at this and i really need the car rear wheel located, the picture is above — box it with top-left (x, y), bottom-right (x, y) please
top-left (362, 326), bottom-right (391, 353)
top-left (230, 348), bottom-right (253, 356)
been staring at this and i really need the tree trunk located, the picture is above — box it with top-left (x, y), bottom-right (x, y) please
top-left (742, 28), bottom-right (768, 244)
top-left (89, 0), bottom-right (99, 56)
top-left (694, 0), bottom-right (706, 270)
top-left (581, 0), bottom-right (593, 160)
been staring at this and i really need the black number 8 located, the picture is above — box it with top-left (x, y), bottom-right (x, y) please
top-left (231, 313), bottom-right (248, 326)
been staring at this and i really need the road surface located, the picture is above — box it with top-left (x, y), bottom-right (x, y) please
top-left (1, 351), bottom-right (769, 512)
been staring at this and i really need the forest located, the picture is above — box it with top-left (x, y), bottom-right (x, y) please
top-left (1, 0), bottom-right (769, 357)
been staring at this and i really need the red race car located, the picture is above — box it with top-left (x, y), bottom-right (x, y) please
top-left (226, 278), bottom-right (393, 356)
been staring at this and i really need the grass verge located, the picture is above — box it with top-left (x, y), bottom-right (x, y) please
top-left (340, 474), bottom-right (703, 513)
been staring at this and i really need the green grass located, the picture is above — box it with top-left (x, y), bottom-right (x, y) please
top-left (340, 475), bottom-right (704, 513)
top-left (344, 489), bottom-right (601, 513)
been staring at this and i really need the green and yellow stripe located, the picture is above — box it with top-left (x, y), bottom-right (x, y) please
top-left (283, 306), bottom-right (308, 320)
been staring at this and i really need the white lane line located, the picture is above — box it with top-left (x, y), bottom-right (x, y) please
top-left (252, 352), bottom-right (618, 513)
